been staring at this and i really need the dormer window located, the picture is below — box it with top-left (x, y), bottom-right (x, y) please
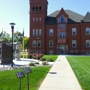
top-left (60, 15), bottom-right (65, 23)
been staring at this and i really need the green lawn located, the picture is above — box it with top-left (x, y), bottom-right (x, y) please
top-left (42, 55), bottom-right (58, 61)
top-left (66, 56), bottom-right (90, 90)
top-left (0, 66), bottom-right (51, 90)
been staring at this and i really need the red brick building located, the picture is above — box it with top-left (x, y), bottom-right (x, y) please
top-left (29, 0), bottom-right (90, 55)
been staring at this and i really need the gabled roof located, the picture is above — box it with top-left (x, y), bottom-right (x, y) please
top-left (46, 9), bottom-right (84, 24)
top-left (83, 12), bottom-right (90, 22)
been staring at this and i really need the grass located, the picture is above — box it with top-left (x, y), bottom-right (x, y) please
top-left (42, 55), bottom-right (58, 61)
top-left (0, 66), bottom-right (51, 90)
top-left (66, 56), bottom-right (90, 90)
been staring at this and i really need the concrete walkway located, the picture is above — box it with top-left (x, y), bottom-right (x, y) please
top-left (39, 56), bottom-right (82, 90)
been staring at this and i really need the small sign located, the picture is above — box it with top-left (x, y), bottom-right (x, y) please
top-left (16, 71), bottom-right (25, 78)
top-left (24, 67), bottom-right (32, 74)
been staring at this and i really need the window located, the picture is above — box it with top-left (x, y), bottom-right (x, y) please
top-left (33, 17), bottom-right (35, 21)
top-left (60, 15), bottom-right (65, 23)
top-left (86, 51), bottom-right (90, 55)
top-left (39, 6), bottom-right (42, 11)
top-left (36, 29), bottom-right (38, 36)
top-left (49, 51), bottom-right (53, 55)
top-left (32, 29), bottom-right (35, 36)
top-left (32, 7), bottom-right (35, 11)
top-left (36, 7), bottom-right (38, 11)
top-left (39, 17), bottom-right (41, 21)
top-left (49, 29), bottom-right (53, 36)
top-left (39, 29), bottom-right (42, 36)
top-left (33, 40), bottom-right (36, 47)
top-left (36, 17), bottom-right (38, 21)
top-left (37, 40), bottom-right (41, 47)
top-left (33, 50), bottom-right (36, 53)
top-left (72, 28), bottom-right (76, 35)
top-left (49, 40), bottom-right (53, 47)
top-left (59, 32), bottom-right (66, 38)
top-left (86, 27), bottom-right (90, 35)
top-left (86, 40), bottom-right (90, 47)
top-left (59, 24), bottom-right (66, 29)
top-left (72, 40), bottom-right (76, 47)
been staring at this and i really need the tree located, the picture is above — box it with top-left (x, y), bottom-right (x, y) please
top-left (14, 31), bottom-right (23, 43)
top-left (0, 31), bottom-right (11, 42)
top-left (23, 36), bottom-right (29, 50)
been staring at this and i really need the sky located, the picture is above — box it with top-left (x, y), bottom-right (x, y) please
top-left (0, 0), bottom-right (90, 37)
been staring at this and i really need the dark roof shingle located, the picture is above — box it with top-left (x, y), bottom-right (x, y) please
top-left (46, 9), bottom-right (84, 24)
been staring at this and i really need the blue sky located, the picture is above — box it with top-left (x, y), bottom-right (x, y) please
top-left (0, 0), bottom-right (90, 37)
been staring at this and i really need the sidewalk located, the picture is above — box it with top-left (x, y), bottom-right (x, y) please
top-left (39, 56), bottom-right (82, 90)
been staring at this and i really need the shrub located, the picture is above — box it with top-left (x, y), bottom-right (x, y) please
top-left (33, 56), bottom-right (36, 59)
top-left (35, 54), bottom-right (41, 60)
top-left (35, 62), bottom-right (39, 64)
top-left (32, 53), bottom-right (37, 57)
top-left (47, 58), bottom-right (54, 62)
top-left (20, 54), bottom-right (23, 58)
top-left (24, 54), bottom-right (27, 58)
top-left (28, 54), bottom-right (32, 59)
top-left (39, 53), bottom-right (44, 58)
top-left (40, 58), bottom-right (46, 61)
top-left (29, 63), bottom-right (35, 66)
top-left (42, 62), bottom-right (47, 65)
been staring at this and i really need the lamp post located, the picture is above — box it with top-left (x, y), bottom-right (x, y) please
top-left (37, 37), bottom-right (40, 54)
top-left (10, 23), bottom-right (15, 67)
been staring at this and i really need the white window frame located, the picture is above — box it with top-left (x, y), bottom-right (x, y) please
top-left (86, 51), bottom-right (90, 55)
top-left (49, 40), bottom-right (53, 47)
top-left (37, 40), bottom-right (41, 47)
top-left (49, 29), bottom-right (53, 36)
top-left (36, 29), bottom-right (38, 36)
top-left (60, 15), bottom-right (65, 23)
top-left (33, 40), bottom-right (36, 47)
top-left (72, 28), bottom-right (76, 35)
top-left (36, 17), bottom-right (38, 21)
top-left (86, 40), bottom-right (90, 47)
top-left (49, 51), bottom-right (53, 55)
top-left (33, 17), bottom-right (35, 21)
top-left (59, 32), bottom-right (66, 38)
top-left (39, 17), bottom-right (41, 21)
top-left (86, 27), bottom-right (90, 35)
top-left (32, 29), bottom-right (35, 36)
top-left (39, 29), bottom-right (42, 36)
top-left (72, 40), bottom-right (76, 47)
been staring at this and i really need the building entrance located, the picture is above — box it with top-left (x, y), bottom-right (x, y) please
top-left (57, 45), bottom-right (68, 55)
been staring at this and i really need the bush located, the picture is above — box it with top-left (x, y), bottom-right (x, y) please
top-left (29, 63), bottom-right (35, 66)
top-left (24, 54), bottom-right (27, 58)
top-left (28, 54), bottom-right (32, 59)
top-left (20, 54), bottom-right (23, 58)
top-left (47, 58), bottom-right (54, 62)
top-left (35, 54), bottom-right (41, 60)
top-left (42, 62), bottom-right (47, 65)
top-left (39, 53), bottom-right (44, 58)
top-left (35, 62), bottom-right (39, 64)
top-left (32, 53), bottom-right (37, 57)
top-left (40, 58), bottom-right (46, 61)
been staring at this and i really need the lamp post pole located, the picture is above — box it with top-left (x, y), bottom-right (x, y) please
top-left (37, 37), bottom-right (40, 54)
top-left (10, 23), bottom-right (15, 67)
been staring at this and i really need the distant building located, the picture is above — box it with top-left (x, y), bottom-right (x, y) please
top-left (29, 0), bottom-right (90, 55)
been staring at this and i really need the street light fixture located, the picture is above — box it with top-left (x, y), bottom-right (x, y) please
top-left (10, 22), bottom-right (15, 67)
top-left (37, 37), bottom-right (40, 54)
